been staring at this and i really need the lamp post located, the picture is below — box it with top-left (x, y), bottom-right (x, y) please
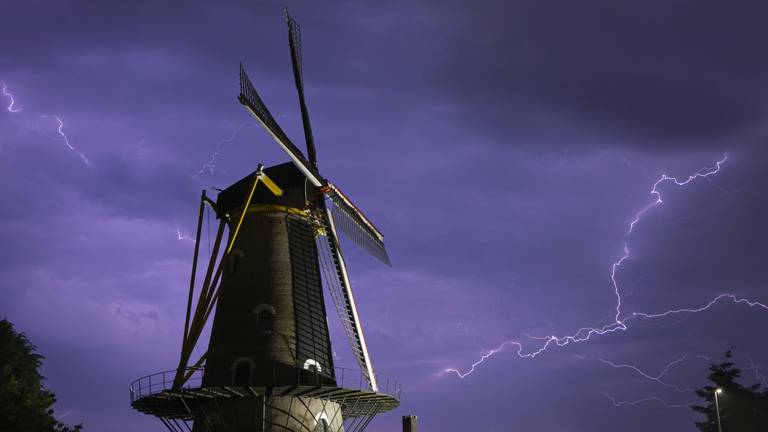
top-left (714, 388), bottom-right (723, 432)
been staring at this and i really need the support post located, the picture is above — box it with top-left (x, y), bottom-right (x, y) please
top-left (402, 415), bottom-right (417, 432)
top-left (183, 190), bottom-right (206, 344)
top-left (173, 218), bottom-right (226, 389)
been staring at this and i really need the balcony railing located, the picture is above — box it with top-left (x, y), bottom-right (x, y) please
top-left (129, 366), bottom-right (401, 403)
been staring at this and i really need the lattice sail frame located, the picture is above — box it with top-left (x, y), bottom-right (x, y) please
top-left (238, 64), bottom-right (308, 174)
top-left (286, 11), bottom-right (304, 89)
top-left (310, 205), bottom-right (376, 391)
top-left (327, 185), bottom-right (390, 265)
top-left (239, 64), bottom-right (390, 268)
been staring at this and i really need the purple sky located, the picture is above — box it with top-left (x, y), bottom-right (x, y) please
top-left (2, 1), bottom-right (768, 431)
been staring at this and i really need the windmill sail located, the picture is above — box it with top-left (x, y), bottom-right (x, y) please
top-left (317, 207), bottom-right (378, 391)
top-left (285, 9), bottom-right (317, 166)
top-left (239, 63), bottom-right (324, 187)
top-left (285, 9), bottom-right (304, 90)
top-left (326, 185), bottom-right (391, 265)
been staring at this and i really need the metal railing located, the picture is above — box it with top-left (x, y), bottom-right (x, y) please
top-left (129, 368), bottom-right (203, 402)
top-left (130, 366), bottom-right (402, 403)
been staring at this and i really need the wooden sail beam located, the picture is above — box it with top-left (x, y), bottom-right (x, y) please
top-left (173, 217), bottom-right (226, 389)
top-left (179, 170), bottom-right (264, 378)
top-left (182, 190), bottom-right (206, 345)
top-left (182, 352), bottom-right (208, 383)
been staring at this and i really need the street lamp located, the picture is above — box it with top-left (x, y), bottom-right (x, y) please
top-left (714, 388), bottom-right (723, 432)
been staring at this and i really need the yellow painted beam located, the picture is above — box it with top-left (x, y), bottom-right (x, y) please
top-left (259, 172), bottom-right (283, 196)
top-left (226, 174), bottom-right (261, 253)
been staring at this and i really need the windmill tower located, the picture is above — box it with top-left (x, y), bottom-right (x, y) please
top-left (129, 10), bottom-right (400, 432)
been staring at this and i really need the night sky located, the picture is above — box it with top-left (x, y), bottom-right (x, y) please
top-left (2, 1), bottom-right (768, 431)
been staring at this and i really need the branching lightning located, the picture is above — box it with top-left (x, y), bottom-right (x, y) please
top-left (2, 82), bottom-right (90, 166)
top-left (176, 227), bottom-right (196, 243)
top-left (194, 122), bottom-right (250, 177)
top-left (605, 394), bottom-right (694, 409)
top-left (591, 354), bottom-right (709, 410)
top-left (609, 154), bottom-right (729, 327)
top-left (443, 341), bottom-right (519, 378)
top-left (596, 354), bottom-right (708, 393)
top-left (745, 358), bottom-right (768, 387)
top-left (445, 154), bottom-right (766, 379)
top-left (632, 293), bottom-right (768, 319)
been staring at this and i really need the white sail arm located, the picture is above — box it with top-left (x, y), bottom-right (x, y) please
top-left (323, 206), bottom-right (378, 391)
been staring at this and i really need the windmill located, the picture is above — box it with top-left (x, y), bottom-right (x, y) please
top-left (129, 9), bottom-right (400, 432)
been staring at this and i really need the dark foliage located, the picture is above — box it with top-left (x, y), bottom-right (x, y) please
top-left (692, 350), bottom-right (768, 431)
top-left (0, 318), bottom-right (82, 432)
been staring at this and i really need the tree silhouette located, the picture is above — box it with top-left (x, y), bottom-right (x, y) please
top-left (0, 318), bottom-right (82, 432)
top-left (692, 349), bottom-right (768, 431)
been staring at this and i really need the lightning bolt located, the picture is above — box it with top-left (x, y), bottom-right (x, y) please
top-left (632, 293), bottom-right (768, 319)
top-left (745, 358), bottom-right (768, 387)
top-left (594, 354), bottom-right (708, 410)
top-left (446, 154), bottom-right (766, 378)
top-left (442, 341), bottom-right (519, 378)
top-left (194, 122), bottom-right (250, 177)
top-left (2, 82), bottom-right (22, 113)
top-left (41, 115), bottom-right (90, 166)
top-left (605, 394), bottom-right (694, 409)
top-left (176, 227), bottom-right (196, 243)
top-left (55, 410), bottom-right (74, 420)
top-left (3, 82), bottom-right (91, 167)
top-left (596, 354), bottom-right (709, 393)
top-left (610, 154), bottom-right (729, 326)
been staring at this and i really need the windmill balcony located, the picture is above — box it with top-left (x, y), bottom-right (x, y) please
top-left (129, 365), bottom-right (401, 420)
